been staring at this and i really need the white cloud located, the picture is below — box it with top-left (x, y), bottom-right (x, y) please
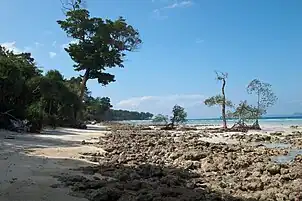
top-left (1, 41), bottom-right (46, 55)
top-left (1, 41), bottom-right (23, 53)
top-left (115, 94), bottom-right (212, 117)
top-left (196, 38), bottom-right (204, 44)
top-left (165, 0), bottom-right (193, 9)
top-left (152, 0), bottom-right (193, 20)
top-left (49, 52), bottom-right (57, 58)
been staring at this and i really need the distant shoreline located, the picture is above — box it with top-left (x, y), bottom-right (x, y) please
top-left (120, 116), bottom-right (302, 126)
top-left (189, 115), bottom-right (302, 121)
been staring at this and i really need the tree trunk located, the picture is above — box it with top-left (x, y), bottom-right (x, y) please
top-left (256, 91), bottom-right (260, 127)
top-left (170, 117), bottom-right (175, 129)
top-left (253, 119), bottom-right (261, 130)
top-left (76, 69), bottom-right (90, 122)
top-left (221, 79), bottom-right (227, 129)
top-left (79, 69), bottom-right (90, 102)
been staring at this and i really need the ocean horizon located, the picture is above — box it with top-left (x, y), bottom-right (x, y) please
top-left (122, 115), bottom-right (302, 126)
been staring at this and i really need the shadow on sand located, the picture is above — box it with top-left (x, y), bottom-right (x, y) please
top-left (0, 126), bottom-right (107, 150)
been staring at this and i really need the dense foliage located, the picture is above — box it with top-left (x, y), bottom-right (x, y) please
top-left (0, 45), bottom-right (152, 131)
top-left (0, 46), bottom-right (81, 130)
top-left (102, 110), bottom-right (153, 121)
top-left (171, 105), bottom-right (187, 127)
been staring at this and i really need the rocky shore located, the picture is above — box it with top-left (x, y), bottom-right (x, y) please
top-left (57, 128), bottom-right (302, 201)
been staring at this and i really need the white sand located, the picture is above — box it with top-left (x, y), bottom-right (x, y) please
top-left (0, 126), bottom-right (108, 201)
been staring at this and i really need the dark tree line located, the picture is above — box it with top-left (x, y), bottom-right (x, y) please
top-left (0, 0), bottom-right (149, 132)
top-left (0, 47), bottom-right (80, 131)
top-left (102, 110), bottom-right (153, 121)
top-left (0, 46), bottom-right (152, 131)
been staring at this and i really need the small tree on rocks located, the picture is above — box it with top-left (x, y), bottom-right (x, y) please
top-left (152, 114), bottom-right (169, 125)
top-left (170, 105), bottom-right (187, 128)
top-left (247, 79), bottom-right (277, 129)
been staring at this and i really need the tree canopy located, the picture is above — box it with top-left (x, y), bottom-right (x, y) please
top-left (170, 105), bottom-right (187, 127)
top-left (57, 0), bottom-right (142, 100)
top-left (247, 79), bottom-right (277, 128)
top-left (204, 95), bottom-right (233, 107)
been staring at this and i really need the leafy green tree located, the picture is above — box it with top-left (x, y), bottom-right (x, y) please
top-left (170, 105), bottom-right (187, 128)
top-left (84, 96), bottom-right (112, 121)
top-left (152, 114), bottom-right (169, 124)
top-left (57, 0), bottom-right (142, 101)
top-left (228, 100), bottom-right (258, 128)
top-left (0, 46), bottom-right (41, 120)
top-left (26, 70), bottom-right (82, 128)
top-left (247, 79), bottom-right (277, 128)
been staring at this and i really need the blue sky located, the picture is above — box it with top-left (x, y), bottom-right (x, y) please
top-left (1, 0), bottom-right (302, 118)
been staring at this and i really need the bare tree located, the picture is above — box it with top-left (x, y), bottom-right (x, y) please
top-left (216, 72), bottom-right (228, 129)
top-left (247, 79), bottom-right (277, 129)
top-left (60, 0), bottom-right (86, 13)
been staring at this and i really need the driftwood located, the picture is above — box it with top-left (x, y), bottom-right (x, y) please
top-left (0, 110), bottom-right (30, 132)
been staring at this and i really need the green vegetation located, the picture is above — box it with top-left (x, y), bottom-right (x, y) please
top-left (246, 79), bottom-right (277, 129)
top-left (57, 0), bottom-right (141, 101)
top-left (102, 110), bottom-right (153, 121)
top-left (227, 100), bottom-right (258, 128)
top-left (0, 45), bottom-right (152, 131)
top-left (204, 72), bottom-right (233, 129)
top-left (226, 79), bottom-right (277, 130)
top-left (0, 47), bottom-right (82, 131)
top-left (170, 105), bottom-right (187, 128)
top-left (152, 105), bottom-right (187, 128)
top-left (204, 73), bottom-right (277, 130)
top-left (153, 105), bottom-right (187, 128)
top-left (152, 114), bottom-right (169, 124)
top-left (0, 0), bottom-right (149, 132)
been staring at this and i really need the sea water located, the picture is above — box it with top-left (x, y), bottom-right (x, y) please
top-left (271, 149), bottom-right (302, 164)
top-left (122, 116), bottom-right (302, 127)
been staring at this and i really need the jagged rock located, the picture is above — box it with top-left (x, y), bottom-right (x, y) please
top-left (56, 130), bottom-right (302, 201)
top-left (266, 164), bottom-right (281, 175)
top-left (88, 187), bottom-right (122, 201)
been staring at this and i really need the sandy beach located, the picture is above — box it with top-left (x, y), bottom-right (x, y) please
top-left (0, 126), bottom-right (108, 201)
top-left (0, 124), bottom-right (301, 201)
